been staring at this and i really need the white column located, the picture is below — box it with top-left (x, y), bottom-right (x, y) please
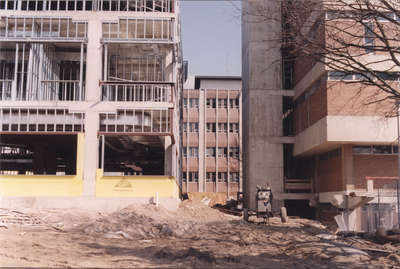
top-left (83, 20), bottom-right (102, 196)
top-left (198, 89), bottom-right (205, 192)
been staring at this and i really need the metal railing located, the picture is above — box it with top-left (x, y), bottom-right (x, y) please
top-left (41, 80), bottom-right (84, 101)
top-left (101, 83), bottom-right (171, 102)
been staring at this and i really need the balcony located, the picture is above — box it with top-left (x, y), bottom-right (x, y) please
top-left (101, 82), bottom-right (172, 102)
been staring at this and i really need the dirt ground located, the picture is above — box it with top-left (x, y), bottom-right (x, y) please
top-left (0, 200), bottom-right (400, 268)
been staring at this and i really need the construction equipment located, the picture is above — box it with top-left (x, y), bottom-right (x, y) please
top-left (256, 185), bottom-right (273, 223)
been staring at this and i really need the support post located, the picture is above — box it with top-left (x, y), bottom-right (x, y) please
top-left (12, 43), bottom-right (19, 101)
top-left (79, 43), bottom-right (84, 101)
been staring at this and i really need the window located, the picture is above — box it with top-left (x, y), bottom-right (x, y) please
top-left (328, 71), bottom-right (353, 81)
top-left (376, 72), bottom-right (399, 81)
top-left (217, 147), bottom-right (227, 157)
top-left (229, 172), bottom-right (240, 182)
top-left (372, 145), bottom-right (392, 155)
top-left (365, 22), bottom-right (374, 53)
top-left (352, 145), bottom-right (399, 155)
top-left (183, 147), bottom-right (198, 157)
top-left (206, 147), bottom-right (216, 157)
top-left (217, 123), bottom-right (227, 133)
top-left (206, 172), bottom-right (216, 182)
top-left (229, 123), bottom-right (239, 133)
top-left (183, 147), bottom-right (199, 158)
top-left (328, 71), bottom-right (398, 82)
top-left (352, 146), bottom-right (372, 154)
top-left (184, 122), bottom-right (198, 133)
top-left (206, 98), bottom-right (216, 108)
top-left (377, 13), bottom-right (395, 21)
top-left (218, 99), bottom-right (227, 108)
top-left (229, 147), bottom-right (239, 158)
top-left (218, 172), bottom-right (228, 182)
top-left (183, 98), bottom-right (188, 108)
top-left (206, 123), bottom-right (216, 132)
top-left (229, 98), bottom-right (239, 108)
top-left (189, 98), bottom-right (199, 108)
top-left (183, 172), bottom-right (198, 182)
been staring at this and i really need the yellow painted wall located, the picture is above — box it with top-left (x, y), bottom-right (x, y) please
top-left (95, 169), bottom-right (180, 198)
top-left (0, 133), bottom-right (84, 197)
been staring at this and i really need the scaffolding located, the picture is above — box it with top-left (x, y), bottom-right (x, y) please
top-left (0, 0), bottom-right (173, 12)
top-left (0, 42), bottom-right (86, 101)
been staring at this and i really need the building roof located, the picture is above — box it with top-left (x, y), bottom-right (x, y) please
top-left (194, 76), bottom-right (242, 89)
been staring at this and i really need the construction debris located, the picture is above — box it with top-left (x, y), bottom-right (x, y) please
top-left (0, 201), bottom-right (400, 268)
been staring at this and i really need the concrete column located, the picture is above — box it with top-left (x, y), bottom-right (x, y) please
top-left (198, 89), bottom-right (205, 192)
top-left (85, 20), bottom-right (102, 102)
top-left (164, 136), bottom-right (173, 176)
top-left (83, 112), bottom-right (99, 196)
top-left (342, 144), bottom-right (354, 191)
top-left (242, 0), bottom-right (284, 210)
top-left (82, 19), bottom-right (102, 196)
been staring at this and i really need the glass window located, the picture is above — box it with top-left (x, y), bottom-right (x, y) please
top-left (218, 99), bottom-right (227, 108)
top-left (376, 72), bottom-right (399, 81)
top-left (372, 145), bottom-right (392, 155)
top-left (183, 98), bottom-right (188, 108)
top-left (365, 22), bottom-right (374, 53)
top-left (206, 172), bottom-right (216, 182)
top-left (218, 172), bottom-right (228, 182)
top-left (229, 123), bottom-right (239, 133)
top-left (217, 123), bottom-right (227, 133)
top-left (206, 147), bottom-right (216, 157)
top-left (206, 123), bottom-right (216, 132)
top-left (189, 98), bottom-right (199, 108)
top-left (187, 123), bottom-right (198, 132)
top-left (352, 146), bottom-right (372, 154)
top-left (229, 172), bottom-right (239, 182)
top-left (229, 98), bottom-right (239, 108)
top-left (229, 147), bottom-right (239, 158)
top-left (217, 147), bottom-right (227, 157)
top-left (328, 71), bottom-right (353, 81)
top-left (206, 98), bottom-right (216, 108)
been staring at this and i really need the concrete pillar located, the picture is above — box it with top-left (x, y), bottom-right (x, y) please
top-left (85, 20), bottom-right (102, 102)
top-left (164, 136), bottom-right (173, 176)
top-left (198, 89), bottom-right (205, 192)
top-left (242, 0), bottom-right (284, 210)
top-left (342, 145), bottom-right (354, 191)
top-left (83, 112), bottom-right (99, 196)
top-left (82, 19), bottom-right (102, 196)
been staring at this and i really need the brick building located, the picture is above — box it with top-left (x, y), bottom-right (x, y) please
top-left (243, 0), bottom-right (400, 230)
top-left (182, 76), bottom-right (242, 198)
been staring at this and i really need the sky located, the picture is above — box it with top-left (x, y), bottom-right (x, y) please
top-left (180, 0), bottom-right (242, 77)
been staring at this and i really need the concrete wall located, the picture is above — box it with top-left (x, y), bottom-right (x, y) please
top-left (242, 0), bottom-right (284, 210)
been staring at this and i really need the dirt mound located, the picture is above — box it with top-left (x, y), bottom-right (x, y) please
top-left (76, 203), bottom-right (217, 239)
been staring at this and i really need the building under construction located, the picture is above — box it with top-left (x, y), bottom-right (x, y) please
top-left (0, 0), bottom-right (183, 210)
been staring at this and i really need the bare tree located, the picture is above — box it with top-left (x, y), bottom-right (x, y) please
top-left (278, 0), bottom-right (400, 115)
